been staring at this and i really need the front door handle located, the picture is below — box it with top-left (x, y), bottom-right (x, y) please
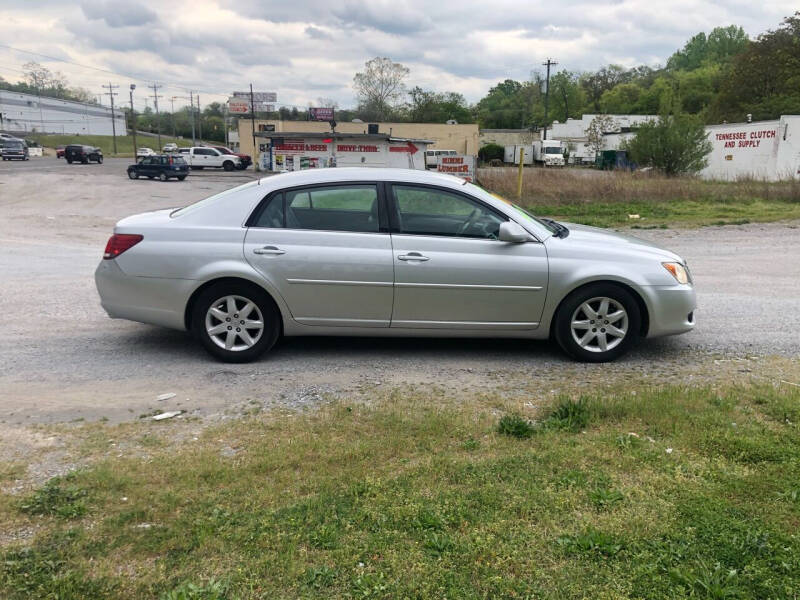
top-left (253, 245), bottom-right (286, 255)
top-left (398, 252), bottom-right (429, 262)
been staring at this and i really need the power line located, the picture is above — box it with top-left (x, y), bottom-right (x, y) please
top-left (0, 47), bottom-right (310, 110)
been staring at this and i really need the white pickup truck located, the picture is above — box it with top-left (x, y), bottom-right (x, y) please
top-left (179, 147), bottom-right (241, 171)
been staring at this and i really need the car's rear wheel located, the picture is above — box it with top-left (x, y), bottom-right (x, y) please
top-left (192, 282), bottom-right (280, 363)
top-left (177, 175), bottom-right (187, 181)
top-left (128, 170), bottom-right (138, 179)
top-left (554, 283), bottom-right (641, 363)
top-left (159, 172), bottom-right (169, 182)
top-left (223, 161), bottom-right (234, 171)
top-left (66, 159), bottom-right (73, 164)
top-left (97, 156), bottom-right (103, 164)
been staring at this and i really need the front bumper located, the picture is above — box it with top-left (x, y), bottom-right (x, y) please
top-left (641, 284), bottom-right (697, 338)
top-left (95, 260), bottom-right (195, 331)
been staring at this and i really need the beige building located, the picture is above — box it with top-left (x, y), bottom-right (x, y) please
top-left (238, 119), bottom-right (478, 158)
top-left (479, 128), bottom-right (539, 148)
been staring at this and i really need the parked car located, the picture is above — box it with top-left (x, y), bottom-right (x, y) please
top-left (162, 143), bottom-right (179, 153)
top-left (95, 168), bottom-right (696, 363)
top-left (212, 145), bottom-right (251, 170)
top-left (137, 147), bottom-right (156, 158)
top-left (65, 145), bottom-right (103, 164)
top-left (127, 155), bottom-right (189, 181)
top-left (1, 138), bottom-right (29, 161)
top-left (56, 145), bottom-right (66, 158)
top-left (182, 146), bottom-right (241, 171)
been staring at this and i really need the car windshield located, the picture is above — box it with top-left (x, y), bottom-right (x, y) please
top-left (171, 180), bottom-right (260, 218)
top-left (6, 141), bottom-right (23, 148)
top-left (216, 147), bottom-right (233, 154)
top-left (463, 182), bottom-right (558, 236)
top-left (544, 147), bottom-right (562, 154)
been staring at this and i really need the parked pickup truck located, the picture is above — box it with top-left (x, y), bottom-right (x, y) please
top-left (181, 146), bottom-right (241, 171)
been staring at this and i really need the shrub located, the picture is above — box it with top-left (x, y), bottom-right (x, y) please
top-left (497, 414), bottom-right (534, 439)
top-left (478, 143), bottom-right (505, 162)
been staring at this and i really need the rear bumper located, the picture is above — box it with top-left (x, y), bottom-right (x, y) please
top-left (641, 284), bottom-right (697, 338)
top-left (95, 260), bottom-right (195, 331)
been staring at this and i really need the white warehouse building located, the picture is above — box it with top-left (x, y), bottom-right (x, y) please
top-left (549, 114), bottom-right (659, 165)
top-left (0, 90), bottom-right (126, 136)
top-left (702, 116), bottom-right (800, 181)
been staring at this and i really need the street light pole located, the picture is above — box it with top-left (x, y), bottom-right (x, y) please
top-left (129, 84), bottom-right (137, 158)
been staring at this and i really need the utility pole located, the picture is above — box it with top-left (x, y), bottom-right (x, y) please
top-left (189, 91), bottom-right (196, 146)
top-left (102, 82), bottom-right (119, 154)
top-left (542, 58), bottom-right (558, 141)
top-left (197, 94), bottom-right (202, 142)
top-left (250, 83), bottom-right (257, 161)
top-left (129, 84), bottom-right (137, 158)
top-left (150, 83), bottom-right (163, 150)
top-left (170, 96), bottom-right (177, 137)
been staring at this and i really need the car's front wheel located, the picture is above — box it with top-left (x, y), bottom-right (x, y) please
top-left (553, 283), bottom-right (641, 362)
top-left (192, 282), bottom-right (280, 362)
top-left (159, 172), bottom-right (169, 182)
top-left (97, 156), bottom-right (103, 164)
top-left (128, 170), bottom-right (138, 179)
top-left (223, 161), bottom-right (234, 171)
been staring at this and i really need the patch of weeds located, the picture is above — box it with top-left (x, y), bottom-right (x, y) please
top-left (1, 530), bottom-right (113, 599)
top-left (557, 528), bottom-right (624, 558)
top-left (20, 473), bottom-right (88, 519)
top-left (545, 397), bottom-right (590, 432)
top-left (413, 507), bottom-right (445, 531)
top-left (669, 559), bottom-right (743, 599)
top-left (301, 566), bottom-right (337, 590)
top-left (423, 531), bottom-right (456, 556)
top-left (462, 437), bottom-right (480, 451)
top-left (588, 486), bottom-right (624, 510)
top-left (497, 414), bottom-right (534, 439)
top-left (160, 578), bottom-right (229, 600)
top-left (308, 523), bottom-right (340, 549)
top-left (615, 433), bottom-right (643, 450)
top-left (556, 469), bottom-right (588, 489)
top-left (351, 571), bottom-right (390, 597)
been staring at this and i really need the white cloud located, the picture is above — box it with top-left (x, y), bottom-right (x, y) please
top-left (0, 0), bottom-right (796, 110)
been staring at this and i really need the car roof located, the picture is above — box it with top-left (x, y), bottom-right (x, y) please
top-left (258, 167), bottom-right (468, 191)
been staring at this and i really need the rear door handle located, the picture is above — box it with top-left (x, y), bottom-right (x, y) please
top-left (398, 252), bottom-right (429, 262)
top-left (253, 245), bottom-right (286, 255)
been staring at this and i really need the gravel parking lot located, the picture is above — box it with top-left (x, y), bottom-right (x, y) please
top-left (1, 157), bottom-right (799, 425)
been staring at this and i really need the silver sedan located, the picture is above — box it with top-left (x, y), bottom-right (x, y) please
top-left (95, 168), bottom-right (696, 362)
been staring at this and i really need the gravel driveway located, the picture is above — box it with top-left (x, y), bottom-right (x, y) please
top-left (1, 158), bottom-right (798, 425)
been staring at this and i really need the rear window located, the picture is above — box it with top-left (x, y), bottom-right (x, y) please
top-left (171, 180), bottom-right (260, 218)
top-left (171, 156), bottom-right (186, 165)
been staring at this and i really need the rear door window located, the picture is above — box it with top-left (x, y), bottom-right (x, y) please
top-left (252, 185), bottom-right (380, 233)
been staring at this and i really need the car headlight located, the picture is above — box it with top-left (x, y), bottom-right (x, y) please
top-left (662, 262), bottom-right (690, 284)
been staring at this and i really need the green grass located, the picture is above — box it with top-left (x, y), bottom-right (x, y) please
top-left (2, 383), bottom-right (800, 598)
top-left (529, 198), bottom-right (800, 229)
top-left (27, 134), bottom-right (219, 157)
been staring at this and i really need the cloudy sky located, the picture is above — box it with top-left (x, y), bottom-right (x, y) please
top-left (0, 0), bottom-right (795, 111)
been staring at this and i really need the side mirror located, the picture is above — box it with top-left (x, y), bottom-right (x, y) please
top-left (498, 221), bottom-right (532, 243)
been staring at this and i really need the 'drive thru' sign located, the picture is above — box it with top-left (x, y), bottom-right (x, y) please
top-left (436, 155), bottom-right (475, 182)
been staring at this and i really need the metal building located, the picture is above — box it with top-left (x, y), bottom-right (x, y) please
top-left (0, 90), bottom-right (126, 136)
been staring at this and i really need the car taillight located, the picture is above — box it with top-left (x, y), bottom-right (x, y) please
top-left (104, 234), bottom-right (143, 259)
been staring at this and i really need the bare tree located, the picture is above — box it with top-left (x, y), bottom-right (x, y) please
top-left (586, 114), bottom-right (618, 159)
top-left (23, 61), bottom-right (67, 94)
top-left (353, 57), bottom-right (409, 121)
top-left (316, 97), bottom-right (339, 109)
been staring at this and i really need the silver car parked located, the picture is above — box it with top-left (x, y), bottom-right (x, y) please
top-left (95, 168), bottom-right (696, 362)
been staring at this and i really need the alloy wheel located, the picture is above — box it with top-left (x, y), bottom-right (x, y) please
top-left (570, 296), bottom-right (628, 353)
top-left (204, 295), bottom-right (265, 351)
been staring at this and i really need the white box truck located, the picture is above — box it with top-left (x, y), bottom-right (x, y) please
top-left (503, 145), bottom-right (533, 165)
top-left (532, 139), bottom-right (565, 167)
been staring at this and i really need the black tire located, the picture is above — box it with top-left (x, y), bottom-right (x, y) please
top-left (128, 170), bottom-right (138, 180)
top-left (223, 161), bottom-right (234, 172)
top-left (147, 175), bottom-right (154, 179)
top-left (192, 281), bottom-right (280, 363)
top-left (177, 175), bottom-right (187, 181)
top-left (159, 172), bottom-right (169, 182)
top-left (97, 156), bottom-right (103, 164)
top-left (67, 159), bottom-right (73, 164)
top-left (553, 282), bottom-right (641, 363)
top-left (82, 157), bottom-right (88, 164)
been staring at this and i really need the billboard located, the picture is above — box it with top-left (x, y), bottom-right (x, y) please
top-left (309, 107), bottom-right (335, 121)
top-left (229, 92), bottom-right (277, 113)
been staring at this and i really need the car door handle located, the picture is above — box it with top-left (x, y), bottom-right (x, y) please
top-left (398, 252), bottom-right (429, 262)
top-left (253, 245), bottom-right (286, 255)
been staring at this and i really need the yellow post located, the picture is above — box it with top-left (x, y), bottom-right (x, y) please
top-left (516, 147), bottom-right (525, 199)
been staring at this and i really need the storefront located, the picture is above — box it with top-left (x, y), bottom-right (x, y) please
top-left (253, 132), bottom-right (432, 172)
